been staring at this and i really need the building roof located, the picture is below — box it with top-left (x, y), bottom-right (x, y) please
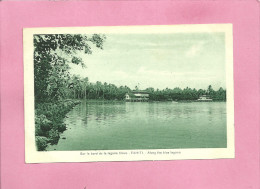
top-left (132, 90), bottom-right (149, 94)
top-left (125, 93), bottom-right (136, 98)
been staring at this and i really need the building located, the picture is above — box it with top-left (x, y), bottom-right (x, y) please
top-left (125, 90), bottom-right (149, 102)
top-left (197, 95), bottom-right (213, 102)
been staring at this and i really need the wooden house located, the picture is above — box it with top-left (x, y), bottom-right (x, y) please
top-left (125, 90), bottom-right (149, 102)
top-left (197, 95), bottom-right (212, 102)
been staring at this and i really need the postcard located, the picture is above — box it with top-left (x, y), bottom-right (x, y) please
top-left (23, 24), bottom-right (234, 163)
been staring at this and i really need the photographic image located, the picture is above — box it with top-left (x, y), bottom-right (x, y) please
top-left (24, 24), bottom-right (234, 162)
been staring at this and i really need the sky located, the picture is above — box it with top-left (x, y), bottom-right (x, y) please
top-left (70, 32), bottom-right (226, 90)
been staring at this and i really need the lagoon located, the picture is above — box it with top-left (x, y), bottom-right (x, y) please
top-left (47, 101), bottom-right (227, 151)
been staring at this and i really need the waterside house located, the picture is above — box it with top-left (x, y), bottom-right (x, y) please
top-left (125, 90), bottom-right (149, 102)
top-left (197, 95), bottom-right (213, 102)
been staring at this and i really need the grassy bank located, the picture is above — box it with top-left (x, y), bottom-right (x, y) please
top-left (35, 99), bottom-right (81, 151)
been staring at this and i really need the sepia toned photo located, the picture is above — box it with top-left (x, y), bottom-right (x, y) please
top-left (24, 24), bottom-right (234, 163)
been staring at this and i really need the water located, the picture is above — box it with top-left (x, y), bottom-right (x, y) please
top-left (47, 101), bottom-right (227, 151)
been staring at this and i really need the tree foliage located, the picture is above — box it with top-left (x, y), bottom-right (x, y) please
top-left (34, 34), bottom-right (106, 102)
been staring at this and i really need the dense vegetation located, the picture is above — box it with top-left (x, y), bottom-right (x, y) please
top-left (34, 33), bottom-right (105, 103)
top-left (146, 85), bottom-right (226, 101)
top-left (34, 34), bottom-right (106, 150)
top-left (65, 78), bottom-right (226, 102)
top-left (35, 100), bottom-right (80, 150)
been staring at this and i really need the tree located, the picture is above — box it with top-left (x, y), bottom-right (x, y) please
top-left (207, 85), bottom-right (213, 95)
top-left (34, 34), bottom-right (106, 102)
top-left (82, 77), bottom-right (89, 99)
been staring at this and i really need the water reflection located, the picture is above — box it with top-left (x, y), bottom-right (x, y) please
top-left (47, 101), bottom-right (227, 151)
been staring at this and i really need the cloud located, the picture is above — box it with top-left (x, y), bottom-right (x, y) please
top-left (185, 41), bottom-right (205, 57)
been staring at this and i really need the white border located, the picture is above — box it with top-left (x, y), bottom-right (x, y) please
top-left (24, 24), bottom-right (234, 163)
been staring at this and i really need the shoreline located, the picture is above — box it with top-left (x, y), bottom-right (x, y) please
top-left (35, 99), bottom-right (81, 151)
top-left (78, 99), bottom-right (226, 103)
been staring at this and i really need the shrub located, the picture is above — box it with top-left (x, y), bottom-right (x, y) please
top-left (35, 100), bottom-right (81, 150)
top-left (57, 123), bottom-right (66, 132)
top-left (48, 129), bottom-right (60, 145)
top-left (35, 114), bottom-right (52, 137)
top-left (36, 136), bottom-right (48, 151)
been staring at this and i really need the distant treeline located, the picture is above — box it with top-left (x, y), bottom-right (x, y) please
top-left (36, 72), bottom-right (226, 102)
top-left (60, 76), bottom-right (226, 101)
top-left (146, 86), bottom-right (226, 101)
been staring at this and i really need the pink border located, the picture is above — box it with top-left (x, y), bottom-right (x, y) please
top-left (1, 1), bottom-right (259, 189)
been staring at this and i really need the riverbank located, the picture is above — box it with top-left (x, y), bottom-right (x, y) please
top-left (74, 99), bottom-right (226, 103)
top-left (35, 99), bottom-right (81, 151)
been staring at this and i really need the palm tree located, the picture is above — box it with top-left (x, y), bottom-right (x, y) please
top-left (82, 77), bottom-right (89, 99)
top-left (70, 75), bottom-right (81, 99)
